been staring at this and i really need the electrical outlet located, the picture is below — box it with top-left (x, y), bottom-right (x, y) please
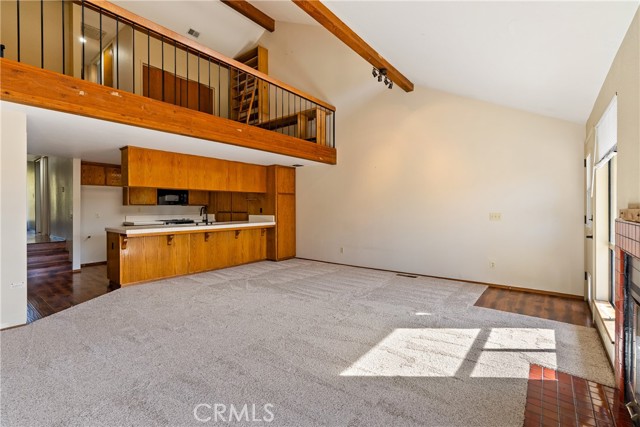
top-left (340, 247), bottom-right (344, 254)
top-left (489, 212), bottom-right (502, 221)
top-left (489, 261), bottom-right (496, 269)
top-left (10, 281), bottom-right (25, 289)
top-left (95, 212), bottom-right (101, 219)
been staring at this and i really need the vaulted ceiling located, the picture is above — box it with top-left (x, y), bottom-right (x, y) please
top-left (112, 1), bottom-right (638, 124)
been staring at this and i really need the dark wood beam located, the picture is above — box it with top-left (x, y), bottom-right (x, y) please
top-left (292, 0), bottom-right (414, 92)
top-left (221, 0), bottom-right (275, 33)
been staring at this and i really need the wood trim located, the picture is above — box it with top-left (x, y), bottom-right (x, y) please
top-left (81, 261), bottom-right (107, 268)
top-left (296, 258), bottom-right (584, 300)
top-left (85, 0), bottom-right (334, 111)
top-left (1, 60), bottom-right (337, 165)
top-left (292, 0), bottom-right (414, 93)
top-left (221, 0), bottom-right (275, 32)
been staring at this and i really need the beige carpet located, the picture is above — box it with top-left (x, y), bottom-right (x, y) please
top-left (1, 259), bottom-right (613, 426)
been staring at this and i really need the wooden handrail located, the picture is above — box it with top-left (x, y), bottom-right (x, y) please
top-left (86, 0), bottom-right (336, 112)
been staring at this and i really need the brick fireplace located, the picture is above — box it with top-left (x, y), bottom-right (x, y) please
top-left (615, 219), bottom-right (640, 406)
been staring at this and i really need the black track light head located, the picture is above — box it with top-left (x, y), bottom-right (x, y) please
top-left (378, 74), bottom-right (383, 82)
top-left (372, 67), bottom-right (378, 78)
top-left (388, 81), bottom-right (393, 89)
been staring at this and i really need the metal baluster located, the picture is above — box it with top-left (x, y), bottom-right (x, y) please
top-left (146, 28), bottom-right (150, 97)
top-left (198, 52), bottom-right (201, 111)
top-left (99, 11), bottom-right (102, 84)
top-left (40, 0), bottom-right (44, 68)
top-left (80, 0), bottom-right (84, 79)
top-left (186, 49), bottom-right (189, 107)
top-left (16, 0), bottom-right (20, 62)
top-left (161, 35), bottom-right (164, 101)
top-left (174, 41), bottom-right (177, 105)
top-left (61, 0), bottom-right (65, 74)
top-left (217, 61), bottom-right (221, 117)
top-left (208, 56), bottom-right (211, 114)
top-left (132, 24), bottom-right (135, 92)
top-left (115, 16), bottom-right (118, 89)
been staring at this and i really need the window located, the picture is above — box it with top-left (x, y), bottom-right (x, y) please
top-left (593, 96), bottom-right (617, 304)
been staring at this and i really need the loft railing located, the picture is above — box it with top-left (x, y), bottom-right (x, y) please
top-left (0, 0), bottom-right (335, 148)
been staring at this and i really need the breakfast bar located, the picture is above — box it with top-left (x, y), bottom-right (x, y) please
top-left (106, 215), bottom-right (276, 286)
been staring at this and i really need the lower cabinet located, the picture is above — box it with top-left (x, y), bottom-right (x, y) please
top-left (121, 234), bottom-right (190, 284)
top-left (109, 228), bottom-right (269, 285)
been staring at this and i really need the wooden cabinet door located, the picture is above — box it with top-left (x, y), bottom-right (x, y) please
top-left (276, 194), bottom-right (296, 259)
top-left (121, 234), bottom-right (189, 284)
top-left (276, 166), bottom-right (295, 194)
top-left (189, 232), bottom-right (217, 273)
top-left (124, 187), bottom-right (157, 205)
top-left (187, 155), bottom-right (229, 191)
top-left (241, 228), bottom-right (267, 263)
top-left (123, 147), bottom-right (188, 189)
top-left (81, 164), bottom-right (105, 185)
top-left (228, 162), bottom-right (267, 193)
top-left (105, 166), bottom-right (122, 186)
top-left (188, 190), bottom-right (209, 206)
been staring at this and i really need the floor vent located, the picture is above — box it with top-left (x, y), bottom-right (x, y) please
top-left (396, 273), bottom-right (418, 278)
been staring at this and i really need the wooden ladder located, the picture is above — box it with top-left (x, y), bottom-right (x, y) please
top-left (237, 74), bottom-right (257, 125)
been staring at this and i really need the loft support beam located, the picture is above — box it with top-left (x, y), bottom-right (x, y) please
top-left (292, 0), bottom-right (414, 93)
top-left (221, 0), bottom-right (275, 32)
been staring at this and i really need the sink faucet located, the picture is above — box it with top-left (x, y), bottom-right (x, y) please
top-left (199, 205), bottom-right (209, 225)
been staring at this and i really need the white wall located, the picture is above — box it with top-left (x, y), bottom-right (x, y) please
top-left (587, 9), bottom-right (640, 213)
top-left (1, 110), bottom-right (27, 329)
top-left (80, 186), bottom-right (199, 264)
top-left (260, 23), bottom-right (586, 295)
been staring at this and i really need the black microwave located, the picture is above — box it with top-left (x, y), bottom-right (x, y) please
top-left (157, 189), bottom-right (188, 205)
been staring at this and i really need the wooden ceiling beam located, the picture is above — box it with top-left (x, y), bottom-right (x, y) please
top-left (221, 0), bottom-right (275, 33)
top-left (292, 0), bottom-right (414, 92)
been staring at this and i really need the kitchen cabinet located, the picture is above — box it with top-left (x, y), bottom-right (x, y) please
top-left (188, 228), bottom-right (266, 274)
top-left (81, 162), bottom-right (121, 186)
top-left (108, 226), bottom-right (270, 286)
top-left (123, 187), bottom-right (157, 205)
top-left (122, 234), bottom-right (189, 283)
top-left (188, 190), bottom-right (209, 206)
top-left (122, 146), bottom-right (188, 189)
top-left (122, 146), bottom-right (266, 193)
top-left (266, 166), bottom-right (296, 261)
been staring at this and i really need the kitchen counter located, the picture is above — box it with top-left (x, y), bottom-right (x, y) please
top-left (106, 220), bottom-right (275, 236)
top-left (105, 215), bottom-right (275, 236)
top-left (105, 215), bottom-right (276, 286)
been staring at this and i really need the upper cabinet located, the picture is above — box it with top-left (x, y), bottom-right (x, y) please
top-left (121, 146), bottom-right (267, 193)
top-left (81, 162), bottom-right (122, 186)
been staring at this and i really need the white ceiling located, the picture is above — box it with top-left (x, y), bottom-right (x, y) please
top-left (111, 0), bottom-right (266, 58)
top-left (267, 0), bottom-right (639, 124)
top-left (89, 1), bottom-right (639, 123)
top-left (2, 102), bottom-right (321, 168)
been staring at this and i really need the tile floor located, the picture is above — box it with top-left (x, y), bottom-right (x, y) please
top-left (524, 364), bottom-right (633, 427)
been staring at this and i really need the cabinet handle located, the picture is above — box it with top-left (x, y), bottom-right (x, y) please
top-left (261, 229), bottom-right (266, 237)
top-left (167, 235), bottom-right (174, 245)
top-left (235, 230), bottom-right (241, 239)
top-left (121, 237), bottom-right (128, 250)
top-left (204, 232), bottom-right (210, 242)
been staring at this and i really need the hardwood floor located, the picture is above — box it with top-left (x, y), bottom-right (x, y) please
top-left (474, 287), bottom-right (593, 328)
top-left (27, 265), bottom-right (118, 323)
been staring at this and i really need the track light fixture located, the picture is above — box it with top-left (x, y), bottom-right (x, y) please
top-left (371, 67), bottom-right (393, 89)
